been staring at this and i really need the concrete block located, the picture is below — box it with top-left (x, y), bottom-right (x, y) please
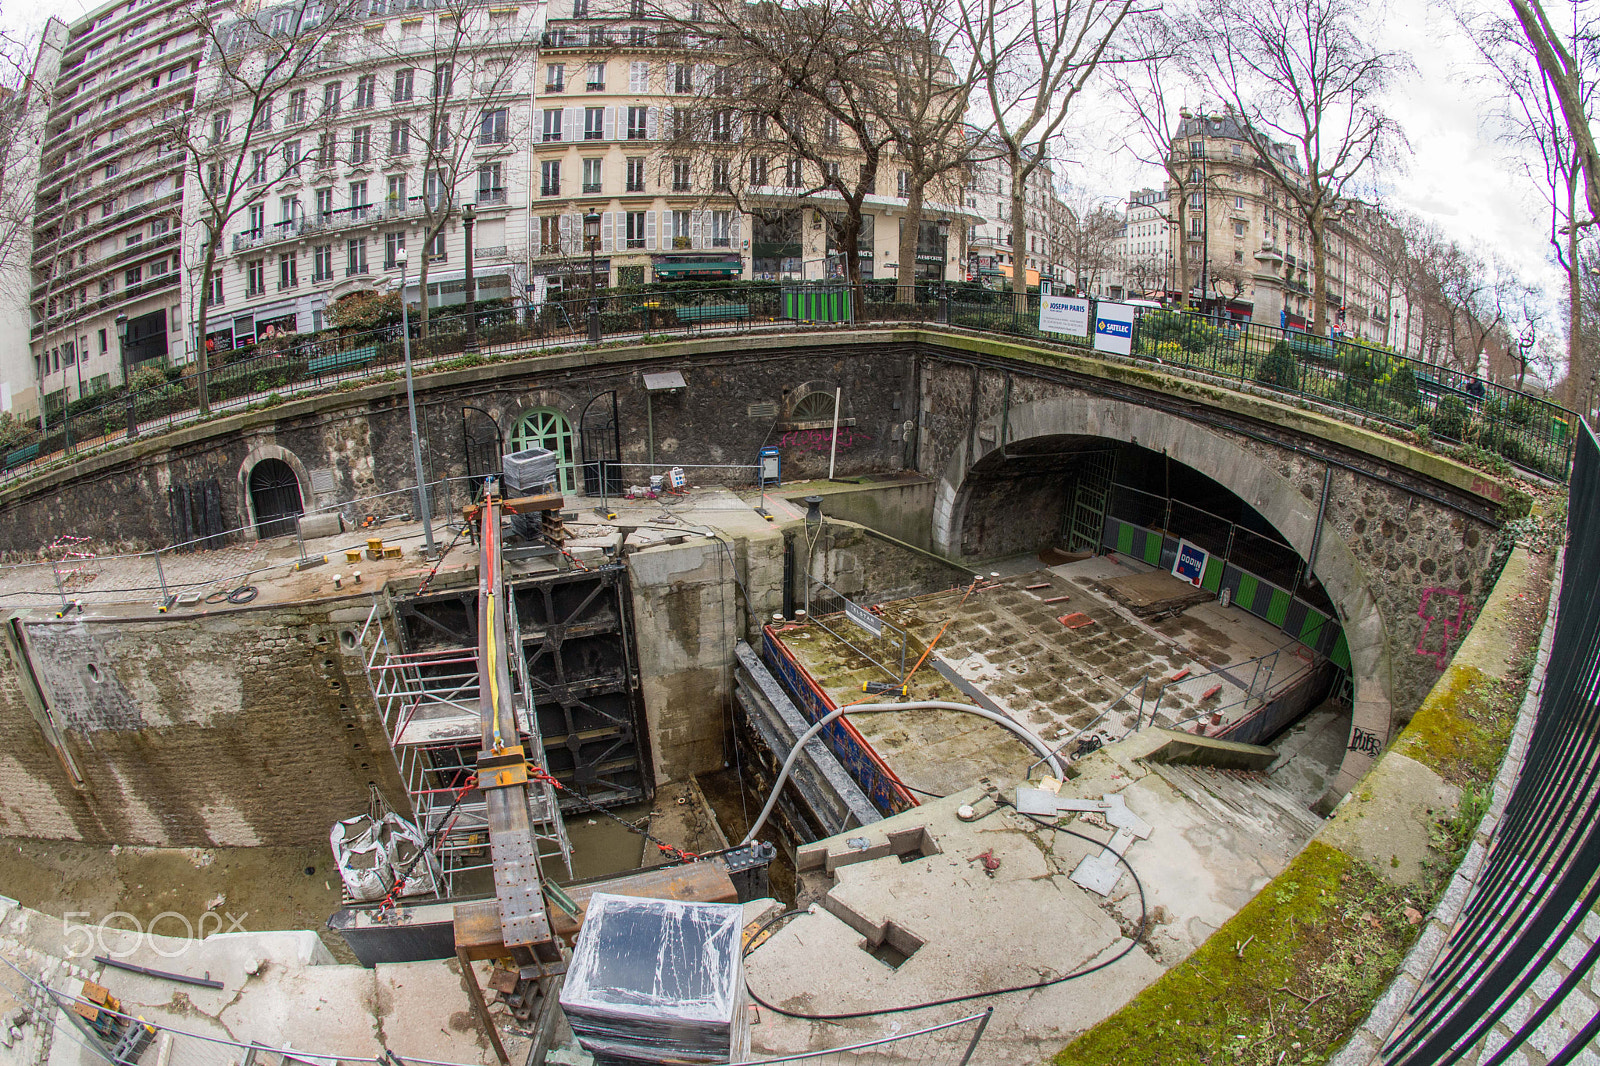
top-left (297, 512), bottom-right (343, 539)
top-left (1363, 970), bottom-right (1419, 1041)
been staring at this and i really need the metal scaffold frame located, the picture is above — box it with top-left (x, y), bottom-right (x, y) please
top-left (359, 598), bottom-right (572, 901)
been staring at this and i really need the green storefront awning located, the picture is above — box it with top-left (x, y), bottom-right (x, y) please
top-left (653, 261), bottom-right (742, 276)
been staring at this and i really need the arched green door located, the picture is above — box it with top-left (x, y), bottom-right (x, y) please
top-left (510, 407), bottom-right (576, 494)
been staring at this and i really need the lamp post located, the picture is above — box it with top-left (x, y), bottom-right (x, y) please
top-left (462, 202), bottom-right (478, 352)
top-left (396, 247), bottom-right (436, 557)
top-left (584, 209), bottom-right (602, 344)
top-left (936, 217), bottom-right (951, 324)
top-left (116, 312), bottom-right (132, 442)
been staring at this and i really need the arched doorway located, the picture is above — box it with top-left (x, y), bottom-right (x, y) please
top-left (510, 408), bottom-right (576, 494)
top-left (248, 458), bottom-right (304, 538)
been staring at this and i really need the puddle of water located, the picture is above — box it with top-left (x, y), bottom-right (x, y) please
top-left (545, 802), bottom-right (651, 884)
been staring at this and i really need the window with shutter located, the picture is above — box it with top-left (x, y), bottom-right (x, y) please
top-left (602, 211), bottom-right (614, 251)
top-left (645, 210), bottom-right (656, 250)
top-left (690, 209), bottom-right (702, 249)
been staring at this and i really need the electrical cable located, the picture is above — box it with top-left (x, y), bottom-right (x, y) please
top-left (741, 800), bottom-right (1148, 1020)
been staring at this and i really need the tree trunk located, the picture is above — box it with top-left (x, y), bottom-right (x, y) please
top-left (1008, 153), bottom-right (1028, 310)
top-left (1309, 211), bottom-right (1328, 337)
top-left (836, 211), bottom-right (865, 314)
top-left (193, 227), bottom-right (218, 417)
top-left (417, 238), bottom-right (431, 342)
top-left (1567, 174), bottom-right (1583, 409)
top-left (897, 182), bottom-right (925, 305)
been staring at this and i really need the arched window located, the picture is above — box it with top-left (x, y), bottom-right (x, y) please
top-left (790, 390), bottom-right (836, 421)
top-left (509, 407), bottom-right (576, 494)
top-left (248, 458), bottom-right (303, 538)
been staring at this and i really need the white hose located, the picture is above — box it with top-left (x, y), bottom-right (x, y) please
top-left (741, 701), bottom-right (1068, 845)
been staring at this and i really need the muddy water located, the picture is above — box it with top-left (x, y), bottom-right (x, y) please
top-left (696, 768), bottom-right (797, 905)
top-left (544, 801), bottom-right (650, 883)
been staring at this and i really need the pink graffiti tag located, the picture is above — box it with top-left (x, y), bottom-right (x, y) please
top-left (777, 428), bottom-right (874, 452)
top-left (1415, 587), bottom-right (1472, 670)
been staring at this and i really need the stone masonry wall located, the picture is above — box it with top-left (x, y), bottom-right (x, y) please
top-left (0, 336), bottom-right (919, 556)
top-left (917, 351), bottom-right (1504, 767)
top-left (0, 599), bottom-right (405, 846)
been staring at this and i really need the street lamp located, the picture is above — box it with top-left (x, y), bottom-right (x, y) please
top-left (461, 202), bottom-right (478, 353)
top-left (936, 217), bottom-right (951, 324)
top-left (116, 312), bottom-right (131, 443)
top-left (395, 247), bottom-right (436, 557)
top-left (584, 209), bottom-right (602, 344)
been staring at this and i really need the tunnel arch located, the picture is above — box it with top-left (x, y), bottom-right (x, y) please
top-left (930, 394), bottom-right (1392, 804)
top-left (237, 444), bottom-right (312, 541)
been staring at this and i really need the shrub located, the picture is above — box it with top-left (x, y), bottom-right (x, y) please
top-left (1255, 342), bottom-right (1300, 391)
top-left (1138, 309), bottom-right (1218, 354)
top-left (128, 365), bottom-right (167, 393)
top-left (1433, 395), bottom-right (1471, 441)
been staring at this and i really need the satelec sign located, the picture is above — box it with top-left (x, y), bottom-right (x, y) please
top-left (1093, 302), bottom-right (1135, 356)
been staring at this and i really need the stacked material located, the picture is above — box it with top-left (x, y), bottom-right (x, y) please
top-left (559, 893), bottom-right (748, 1065)
top-left (502, 448), bottom-right (559, 496)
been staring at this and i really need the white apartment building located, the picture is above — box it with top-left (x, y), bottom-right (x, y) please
top-left (27, 0), bottom-right (204, 416)
top-left (189, 0), bottom-right (541, 351)
top-left (963, 150), bottom-right (1059, 289)
top-left (1117, 186), bottom-right (1172, 299)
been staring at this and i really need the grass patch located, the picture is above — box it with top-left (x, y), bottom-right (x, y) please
top-left (1055, 841), bottom-right (1426, 1066)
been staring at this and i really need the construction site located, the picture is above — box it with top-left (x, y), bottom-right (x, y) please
top-left (0, 325), bottom-right (1522, 1066)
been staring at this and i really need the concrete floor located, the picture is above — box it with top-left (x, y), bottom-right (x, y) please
top-left (746, 719), bottom-right (1343, 1062)
top-left (779, 555), bottom-right (1322, 796)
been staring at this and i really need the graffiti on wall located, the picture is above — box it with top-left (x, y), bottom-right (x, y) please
top-left (778, 428), bottom-right (874, 452)
top-left (1415, 587), bottom-right (1473, 670)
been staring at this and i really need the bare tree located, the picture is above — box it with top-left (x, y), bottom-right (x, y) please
top-left (368, 0), bottom-right (536, 339)
top-left (1509, 0), bottom-right (1600, 230)
top-left (960, 0), bottom-right (1153, 304)
top-left (1104, 14), bottom-right (1201, 304)
top-left (1464, 0), bottom-right (1597, 407)
top-left (1055, 185), bottom-right (1122, 292)
top-left (858, 0), bottom-right (993, 301)
top-left (666, 0), bottom-right (900, 303)
top-left (1186, 0), bottom-right (1409, 336)
top-left (175, 0), bottom-right (357, 415)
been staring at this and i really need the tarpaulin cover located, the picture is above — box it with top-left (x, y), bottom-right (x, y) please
top-left (560, 892), bottom-right (745, 1063)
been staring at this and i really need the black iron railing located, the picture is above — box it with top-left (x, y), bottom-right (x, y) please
top-left (1380, 419), bottom-right (1600, 1064)
top-left (6, 285), bottom-right (1576, 485)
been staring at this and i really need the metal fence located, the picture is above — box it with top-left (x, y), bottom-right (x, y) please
top-left (1379, 418), bottom-right (1600, 1065)
top-left (0, 950), bottom-right (989, 1066)
top-left (7, 285), bottom-right (1575, 489)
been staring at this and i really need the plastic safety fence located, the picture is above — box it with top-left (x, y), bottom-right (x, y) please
top-left (760, 626), bottom-right (917, 817)
top-left (1380, 420), bottom-right (1600, 1064)
top-left (781, 286), bottom-right (852, 323)
top-left (1101, 515), bottom-right (1346, 668)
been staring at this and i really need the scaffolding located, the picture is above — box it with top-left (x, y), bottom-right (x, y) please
top-left (359, 599), bottom-right (572, 900)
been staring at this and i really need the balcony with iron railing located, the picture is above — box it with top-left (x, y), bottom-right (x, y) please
top-left (474, 245), bottom-right (508, 258)
top-left (231, 196), bottom-right (439, 252)
top-left (31, 228), bottom-right (182, 305)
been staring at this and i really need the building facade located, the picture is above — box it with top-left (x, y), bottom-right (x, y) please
top-left (188, 0), bottom-right (540, 352)
top-left (27, 0), bottom-right (204, 415)
top-left (1148, 113), bottom-right (1393, 343)
top-left (962, 150), bottom-right (1060, 289)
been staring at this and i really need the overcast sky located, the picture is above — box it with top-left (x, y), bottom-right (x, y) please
top-left (1070, 0), bottom-right (1566, 315)
top-left (0, 0), bottom-right (1567, 312)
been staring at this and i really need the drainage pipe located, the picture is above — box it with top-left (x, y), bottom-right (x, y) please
top-left (740, 701), bottom-right (1067, 845)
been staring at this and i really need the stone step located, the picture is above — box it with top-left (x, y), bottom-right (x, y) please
top-left (1149, 762), bottom-right (1324, 840)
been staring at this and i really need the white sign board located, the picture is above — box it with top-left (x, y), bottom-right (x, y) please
top-left (1093, 302), bottom-right (1136, 356)
top-left (843, 599), bottom-right (883, 638)
top-left (1038, 296), bottom-right (1090, 338)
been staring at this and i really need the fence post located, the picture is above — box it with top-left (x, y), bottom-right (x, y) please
top-left (152, 549), bottom-right (170, 607)
top-left (958, 1008), bottom-right (994, 1065)
top-left (50, 559), bottom-right (68, 614)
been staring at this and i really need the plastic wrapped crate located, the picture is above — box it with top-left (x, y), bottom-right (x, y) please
top-left (502, 448), bottom-right (559, 496)
top-left (560, 892), bottom-right (747, 1064)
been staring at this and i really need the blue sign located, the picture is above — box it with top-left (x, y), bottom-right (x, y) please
top-left (1095, 319), bottom-right (1132, 338)
top-left (1172, 539), bottom-right (1209, 587)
